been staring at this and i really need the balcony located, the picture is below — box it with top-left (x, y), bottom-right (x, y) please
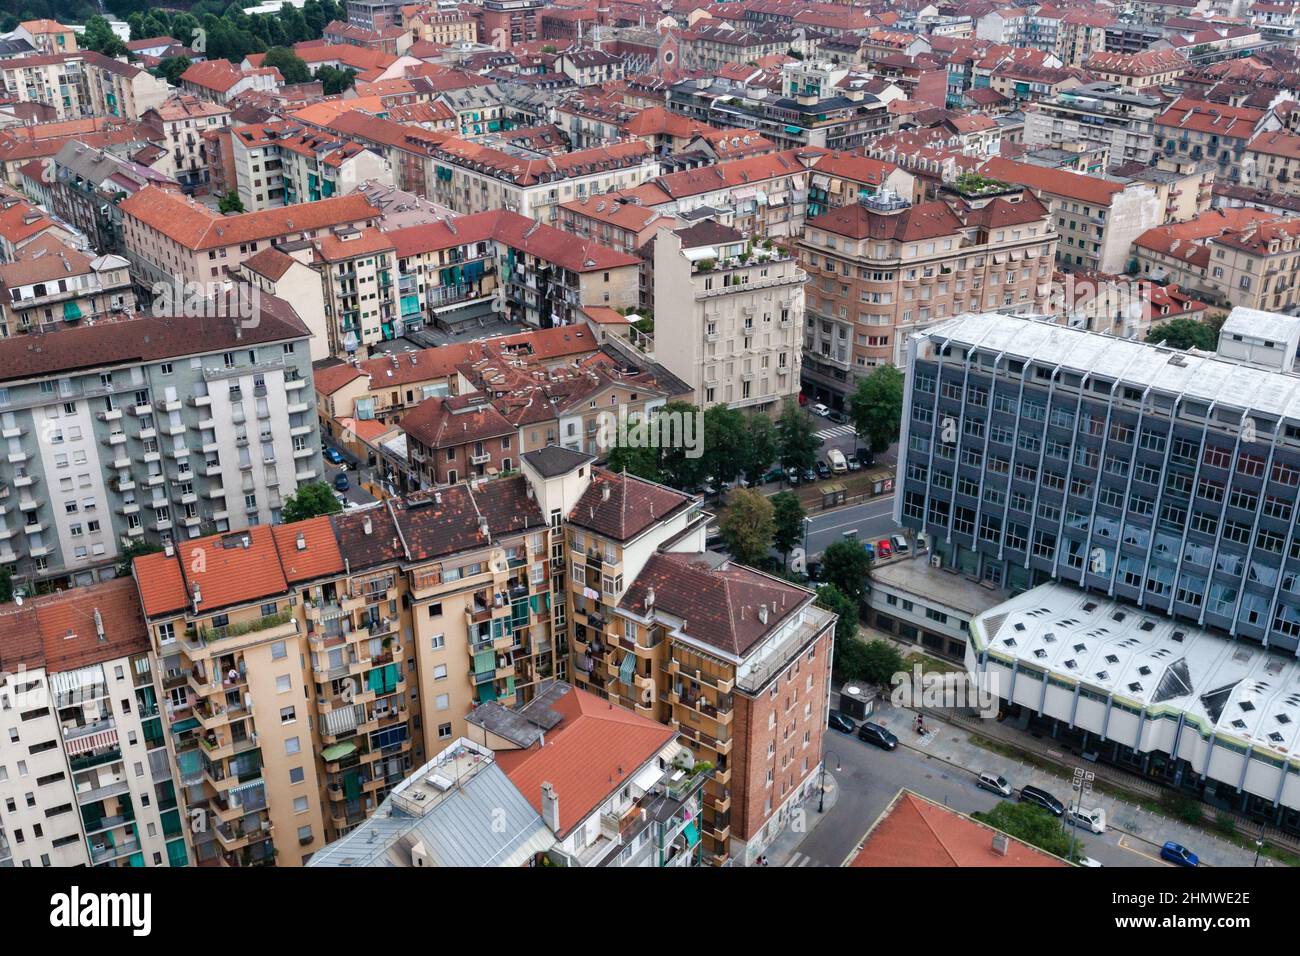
top-left (89, 836), bottom-right (141, 865)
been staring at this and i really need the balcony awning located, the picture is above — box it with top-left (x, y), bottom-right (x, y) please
top-left (170, 717), bottom-right (201, 733)
top-left (321, 742), bottom-right (357, 762)
top-left (65, 728), bottom-right (118, 757)
top-left (62, 301), bottom-right (82, 321)
top-left (684, 820), bottom-right (700, 847)
top-left (618, 652), bottom-right (636, 684)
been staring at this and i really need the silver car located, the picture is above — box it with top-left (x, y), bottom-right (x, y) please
top-left (976, 772), bottom-right (1013, 797)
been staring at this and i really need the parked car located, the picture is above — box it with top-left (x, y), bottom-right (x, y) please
top-left (861, 543), bottom-right (875, 560)
top-left (786, 467), bottom-right (802, 487)
top-left (762, 467), bottom-right (786, 484)
top-left (805, 561), bottom-right (822, 582)
top-left (828, 711), bottom-right (855, 734)
top-left (1066, 806), bottom-right (1107, 834)
top-left (876, 539), bottom-right (893, 559)
top-left (846, 458), bottom-right (862, 472)
top-left (857, 722), bottom-right (898, 750)
top-left (891, 534), bottom-right (910, 555)
top-left (1078, 857), bottom-right (1103, 868)
top-left (1161, 842), bottom-right (1198, 867)
top-left (815, 461), bottom-right (832, 480)
top-left (827, 410), bottom-right (848, 425)
top-left (976, 772), bottom-right (1013, 797)
top-left (323, 446), bottom-right (345, 465)
top-left (812, 403), bottom-right (831, 417)
top-left (801, 467), bottom-right (817, 483)
top-left (827, 448), bottom-right (848, 474)
top-left (853, 448), bottom-right (876, 468)
top-left (333, 472), bottom-right (350, 492)
top-left (1018, 785), bottom-right (1065, 817)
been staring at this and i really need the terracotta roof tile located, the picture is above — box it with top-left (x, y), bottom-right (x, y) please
top-left (568, 470), bottom-right (695, 542)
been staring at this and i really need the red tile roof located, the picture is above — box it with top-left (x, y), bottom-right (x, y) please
top-left (402, 393), bottom-right (515, 449)
top-left (0, 578), bottom-right (149, 674)
top-left (119, 185), bottom-right (378, 250)
top-left (496, 687), bottom-right (676, 837)
top-left (980, 156), bottom-right (1125, 206)
top-left (271, 515), bottom-right (346, 583)
top-left (848, 791), bottom-right (1069, 867)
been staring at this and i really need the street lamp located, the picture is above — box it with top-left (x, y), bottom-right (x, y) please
top-left (1068, 766), bottom-right (1094, 864)
top-left (819, 751), bottom-right (841, 813)
top-left (1254, 837), bottom-right (1264, 867)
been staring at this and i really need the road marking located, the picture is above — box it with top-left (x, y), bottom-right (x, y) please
top-left (815, 425), bottom-right (857, 439)
top-left (1117, 835), bottom-right (1173, 866)
top-left (785, 852), bottom-right (822, 867)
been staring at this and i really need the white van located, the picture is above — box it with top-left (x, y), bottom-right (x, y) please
top-left (1066, 806), bottom-right (1106, 834)
top-left (827, 448), bottom-right (848, 474)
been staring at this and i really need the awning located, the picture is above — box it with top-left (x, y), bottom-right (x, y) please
top-left (170, 717), bottom-right (201, 733)
top-left (684, 821), bottom-right (700, 847)
top-left (65, 728), bottom-right (118, 756)
top-left (321, 742), bottom-right (357, 762)
top-left (51, 666), bottom-right (102, 696)
top-left (62, 301), bottom-right (82, 321)
top-left (618, 652), bottom-right (636, 684)
top-left (322, 704), bottom-right (360, 737)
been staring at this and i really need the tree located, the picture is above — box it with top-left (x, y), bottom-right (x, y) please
top-left (820, 539), bottom-right (873, 607)
top-left (263, 45), bottom-right (311, 84)
top-left (776, 399), bottom-right (821, 472)
top-left (718, 488), bottom-right (774, 566)
top-left (281, 482), bottom-right (342, 523)
top-left (116, 539), bottom-right (162, 577)
top-left (656, 401), bottom-right (707, 491)
top-left (155, 55), bottom-right (191, 86)
top-left (833, 635), bottom-right (872, 681)
top-left (701, 405), bottom-right (747, 486)
top-left (83, 16), bottom-right (129, 57)
top-left (815, 583), bottom-right (858, 648)
top-left (606, 442), bottom-right (662, 484)
top-left (858, 639), bottom-right (904, 686)
top-left (315, 65), bottom-right (358, 95)
top-left (849, 365), bottom-right (904, 455)
top-left (974, 801), bottom-right (1076, 861)
top-left (740, 413), bottom-right (777, 483)
top-left (0, 567), bottom-right (13, 605)
top-left (1147, 318), bottom-right (1217, 351)
top-left (771, 491), bottom-right (805, 567)
top-left (218, 191), bottom-right (245, 214)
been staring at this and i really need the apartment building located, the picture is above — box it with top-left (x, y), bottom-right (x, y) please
top-left (676, 23), bottom-right (788, 73)
top-left (1155, 98), bottom-right (1266, 188)
top-left (1023, 84), bottom-right (1165, 168)
top-left (0, 54), bottom-right (88, 121)
top-left (80, 51), bottom-right (171, 121)
top-left (0, 237), bottom-right (133, 336)
top-left (1244, 130), bottom-right (1300, 198)
top-left (0, 577), bottom-right (190, 868)
top-left (388, 214), bottom-right (499, 338)
top-left (0, 294), bottom-right (322, 590)
top-left (303, 226), bottom-right (398, 356)
top-left (14, 19), bottom-right (77, 56)
top-left (425, 138), bottom-right (657, 225)
top-left (119, 185), bottom-right (378, 289)
top-left (403, 8), bottom-right (478, 47)
top-left (1202, 218), bottom-right (1300, 313)
top-left (895, 310), bottom-right (1300, 643)
top-left (140, 96), bottom-right (233, 195)
top-left (1083, 49), bottom-right (1188, 90)
top-left (547, 456), bottom-right (837, 865)
top-left (401, 393), bottom-right (517, 488)
top-left (45, 140), bottom-right (177, 256)
top-left (236, 248), bottom-right (331, 362)
top-left (797, 182), bottom-right (1056, 405)
top-left (982, 157), bottom-right (1162, 274)
top-left (654, 221), bottom-right (804, 415)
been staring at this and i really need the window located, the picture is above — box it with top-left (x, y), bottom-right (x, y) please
top-left (280, 706), bottom-right (296, 724)
top-left (433, 664), bottom-right (448, 681)
top-left (285, 737), bottom-right (301, 755)
top-left (275, 675), bottom-right (292, 693)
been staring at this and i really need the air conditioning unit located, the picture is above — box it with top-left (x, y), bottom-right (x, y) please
top-left (930, 554), bottom-right (942, 569)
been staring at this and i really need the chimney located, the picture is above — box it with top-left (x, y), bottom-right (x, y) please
top-left (363, 516), bottom-right (373, 535)
top-left (758, 604), bottom-right (769, 625)
top-left (191, 582), bottom-right (202, 610)
top-left (645, 585), bottom-right (655, 612)
top-left (601, 484), bottom-right (611, 502)
top-left (541, 782), bottom-right (561, 833)
top-left (94, 609), bottom-right (106, 643)
top-left (241, 536), bottom-right (251, 549)
top-left (992, 833), bottom-right (1009, 856)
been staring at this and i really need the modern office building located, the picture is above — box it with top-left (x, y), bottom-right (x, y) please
top-left (895, 311), bottom-right (1300, 651)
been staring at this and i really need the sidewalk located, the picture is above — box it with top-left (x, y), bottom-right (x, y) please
top-left (759, 769), bottom-right (842, 867)
top-left (866, 694), bottom-right (1293, 867)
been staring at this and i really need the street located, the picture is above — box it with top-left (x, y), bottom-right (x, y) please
top-left (802, 494), bottom-right (898, 558)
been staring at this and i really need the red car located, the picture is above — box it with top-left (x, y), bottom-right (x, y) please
top-left (876, 539), bottom-right (893, 559)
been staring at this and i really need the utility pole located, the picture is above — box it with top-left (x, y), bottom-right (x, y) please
top-left (1069, 767), bottom-right (1094, 864)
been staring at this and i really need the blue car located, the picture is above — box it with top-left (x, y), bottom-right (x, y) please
top-left (324, 447), bottom-right (345, 465)
top-left (1161, 842), bottom-right (1198, 867)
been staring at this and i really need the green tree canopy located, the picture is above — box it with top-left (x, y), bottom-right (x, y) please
top-left (218, 190), bottom-right (245, 214)
top-left (771, 491), bottom-right (806, 566)
top-left (849, 365), bottom-right (904, 455)
top-left (315, 65), bottom-right (358, 95)
top-left (263, 46), bottom-right (311, 84)
top-left (819, 539), bottom-right (872, 607)
top-left (974, 801), bottom-right (1077, 861)
top-left (740, 413), bottom-right (778, 483)
top-left (155, 55), bottom-right (192, 86)
top-left (1147, 317), bottom-right (1218, 351)
top-left (83, 16), bottom-right (129, 57)
top-left (281, 482), bottom-right (342, 523)
top-left (857, 638), bottom-right (904, 686)
top-left (815, 582), bottom-right (858, 649)
top-left (718, 488), bottom-right (775, 567)
top-left (776, 399), bottom-right (821, 472)
top-left (701, 405), bottom-right (747, 486)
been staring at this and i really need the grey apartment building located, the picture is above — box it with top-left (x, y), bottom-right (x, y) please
top-left (895, 312), bottom-right (1300, 653)
top-left (1023, 83), bottom-right (1165, 167)
top-left (0, 292), bottom-right (322, 590)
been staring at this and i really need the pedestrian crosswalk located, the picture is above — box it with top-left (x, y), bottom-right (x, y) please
top-left (784, 852), bottom-right (826, 867)
top-left (815, 424), bottom-right (856, 441)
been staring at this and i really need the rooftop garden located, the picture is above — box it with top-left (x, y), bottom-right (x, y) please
top-left (949, 172), bottom-right (1015, 196)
